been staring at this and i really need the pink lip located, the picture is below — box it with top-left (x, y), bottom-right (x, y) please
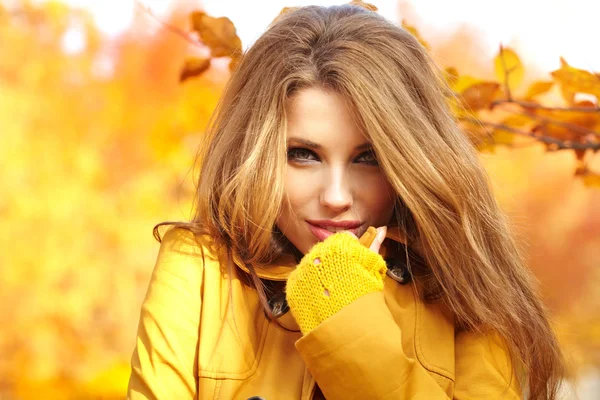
top-left (306, 220), bottom-right (363, 241)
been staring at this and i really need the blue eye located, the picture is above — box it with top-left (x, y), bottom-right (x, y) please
top-left (287, 147), bottom-right (319, 163)
top-left (355, 151), bottom-right (378, 165)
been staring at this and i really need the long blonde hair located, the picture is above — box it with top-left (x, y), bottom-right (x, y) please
top-left (156, 4), bottom-right (565, 399)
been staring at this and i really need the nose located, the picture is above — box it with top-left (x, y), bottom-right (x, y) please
top-left (320, 166), bottom-right (353, 211)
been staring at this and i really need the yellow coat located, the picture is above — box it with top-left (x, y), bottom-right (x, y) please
top-left (127, 228), bottom-right (522, 399)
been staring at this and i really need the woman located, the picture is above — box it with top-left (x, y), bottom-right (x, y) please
top-left (127, 4), bottom-right (565, 399)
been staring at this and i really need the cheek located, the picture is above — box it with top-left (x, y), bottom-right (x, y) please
top-left (277, 169), bottom-right (315, 226)
top-left (355, 172), bottom-right (396, 222)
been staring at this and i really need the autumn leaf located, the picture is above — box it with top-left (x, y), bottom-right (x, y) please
top-left (551, 57), bottom-right (600, 100)
top-left (179, 57), bottom-right (211, 82)
top-left (229, 57), bottom-right (241, 73)
top-left (349, 0), bottom-right (379, 11)
top-left (492, 129), bottom-right (515, 146)
top-left (450, 74), bottom-right (481, 94)
top-left (82, 361), bottom-right (131, 397)
top-left (494, 46), bottom-right (524, 92)
top-left (524, 81), bottom-right (554, 100)
top-left (527, 101), bottom-right (600, 142)
top-left (574, 149), bottom-right (588, 162)
top-left (444, 67), bottom-right (459, 87)
top-left (502, 114), bottom-right (533, 128)
top-left (269, 6), bottom-right (301, 28)
top-left (532, 123), bottom-right (579, 142)
top-left (402, 19), bottom-right (430, 50)
top-left (460, 82), bottom-right (501, 111)
top-left (575, 167), bottom-right (600, 188)
top-left (190, 11), bottom-right (242, 59)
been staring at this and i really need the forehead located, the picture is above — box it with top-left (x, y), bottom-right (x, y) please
top-left (286, 87), bottom-right (368, 146)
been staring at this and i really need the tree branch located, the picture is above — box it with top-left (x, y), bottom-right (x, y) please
top-left (491, 99), bottom-right (600, 113)
top-left (498, 107), bottom-right (600, 138)
top-left (459, 116), bottom-right (600, 151)
top-left (134, 0), bottom-right (204, 49)
top-left (499, 45), bottom-right (513, 101)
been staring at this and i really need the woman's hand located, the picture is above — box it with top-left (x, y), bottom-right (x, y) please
top-left (285, 226), bottom-right (388, 335)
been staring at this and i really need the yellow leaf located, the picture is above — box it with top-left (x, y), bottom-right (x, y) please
top-left (494, 47), bottom-right (524, 92)
top-left (450, 75), bottom-right (480, 94)
top-left (551, 57), bottom-right (600, 99)
top-left (524, 81), bottom-right (554, 100)
top-left (492, 129), bottom-right (515, 146)
top-left (190, 11), bottom-right (242, 58)
top-left (83, 361), bottom-right (131, 396)
top-left (444, 67), bottom-right (459, 87)
top-left (402, 20), bottom-right (430, 50)
top-left (179, 57), bottom-right (211, 83)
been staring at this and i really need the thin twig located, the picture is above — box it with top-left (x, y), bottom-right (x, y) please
top-left (498, 106), bottom-right (600, 138)
top-left (491, 99), bottom-right (600, 113)
top-left (459, 116), bottom-right (600, 151)
top-left (133, 0), bottom-right (203, 49)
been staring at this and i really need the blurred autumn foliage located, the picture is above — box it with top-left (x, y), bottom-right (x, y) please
top-left (0, 1), bottom-right (598, 399)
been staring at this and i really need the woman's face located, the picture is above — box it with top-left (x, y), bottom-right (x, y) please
top-left (276, 87), bottom-right (396, 255)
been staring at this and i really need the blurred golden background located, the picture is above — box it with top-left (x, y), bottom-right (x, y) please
top-left (1, 0), bottom-right (598, 399)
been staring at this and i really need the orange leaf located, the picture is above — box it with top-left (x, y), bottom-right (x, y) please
top-left (530, 102), bottom-right (600, 142)
top-left (501, 114), bottom-right (533, 128)
top-left (532, 124), bottom-right (579, 142)
top-left (229, 56), bottom-right (241, 73)
top-left (574, 149), bottom-right (588, 162)
top-left (190, 11), bottom-right (242, 58)
top-left (460, 82), bottom-right (501, 111)
top-left (551, 58), bottom-right (600, 100)
top-left (576, 168), bottom-right (600, 188)
top-left (524, 81), bottom-right (554, 100)
top-left (402, 20), bottom-right (430, 50)
top-left (492, 129), bottom-right (515, 146)
top-left (494, 47), bottom-right (524, 92)
top-left (445, 67), bottom-right (459, 87)
top-left (270, 7), bottom-right (301, 27)
top-left (179, 57), bottom-right (211, 82)
top-left (349, 0), bottom-right (379, 11)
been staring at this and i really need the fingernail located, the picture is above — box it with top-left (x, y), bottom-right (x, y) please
top-left (377, 226), bottom-right (387, 242)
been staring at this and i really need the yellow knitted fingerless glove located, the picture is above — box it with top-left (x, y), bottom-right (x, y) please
top-left (285, 231), bottom-right (387, 335)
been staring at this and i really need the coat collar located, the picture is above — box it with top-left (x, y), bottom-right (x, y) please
top-left (234, 227), bottom-right (408, 281)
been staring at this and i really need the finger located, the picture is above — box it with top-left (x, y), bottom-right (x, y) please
top-left (344, 231), bottom-right (359, 240)
top-left (369, 226), bottom-right (387, 254)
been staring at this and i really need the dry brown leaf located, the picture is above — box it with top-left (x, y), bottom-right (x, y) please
top-left (190, 11), bottom-right (242, 58)
top-left (179, 57), bottom-right (211, 82)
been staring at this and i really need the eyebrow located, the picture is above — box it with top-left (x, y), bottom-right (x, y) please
top-left (287, 137), bottom-right (372, 151)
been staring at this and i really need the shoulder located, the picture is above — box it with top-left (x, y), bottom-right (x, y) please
top-left (153, 226), bottom-right (222, 278)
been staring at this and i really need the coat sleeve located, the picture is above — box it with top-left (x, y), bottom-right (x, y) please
top-left (127, 228), bottom-right (205, 400)
top-left (294, 291), bottom-right (522, 400)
